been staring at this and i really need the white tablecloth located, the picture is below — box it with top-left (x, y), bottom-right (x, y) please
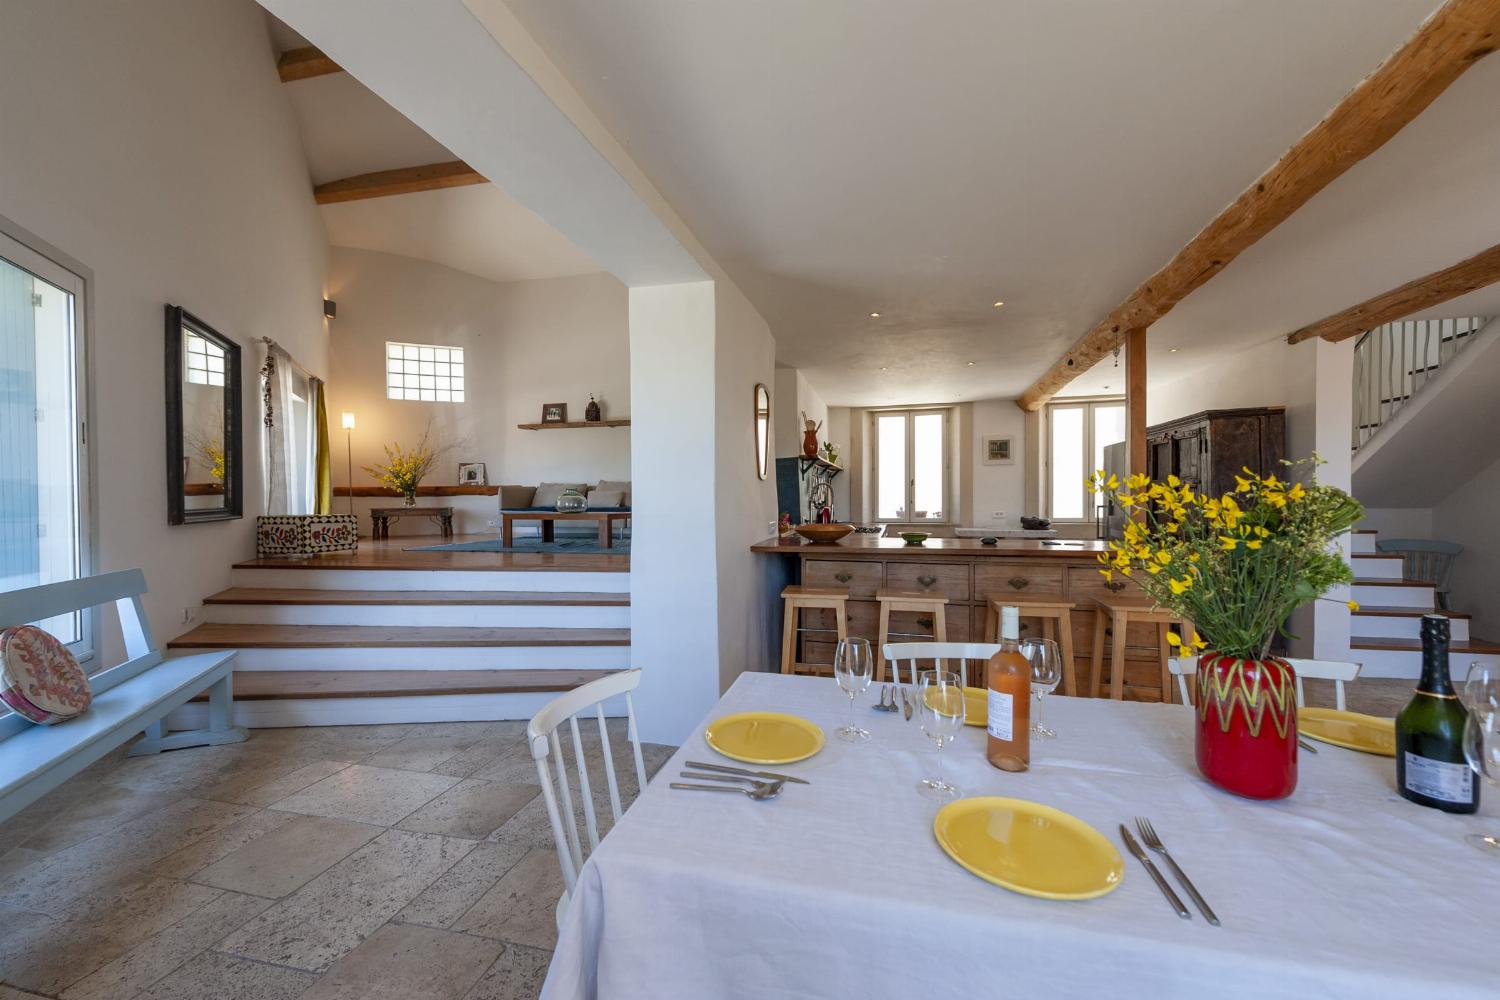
top-left (543, 673), bottom-right (1497, 999)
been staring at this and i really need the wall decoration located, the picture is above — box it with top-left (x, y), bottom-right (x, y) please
top-left (541, 402), bottom-right (568, 424)
top-left (755, 383), bottom-right (771, 480)
top-left (983, 435), bottom-right (1015, 465)
top-left (585, 394), bottom-right (602, 422)
top-left (166, 305), bottom-right (243, 524)
top-left (458, 462), bottom-right (487, 486)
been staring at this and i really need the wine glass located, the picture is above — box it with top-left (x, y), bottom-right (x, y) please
top-left (1461, 663), bottom-right (1500, 854)
top-left (832, 638), bottom-right (873, 743)
top-left (917, 668), bottom-right (966, 799)
top-left (1021, 638), bottom-right (1062, 739)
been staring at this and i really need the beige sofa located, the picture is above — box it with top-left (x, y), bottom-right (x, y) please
top-left (498, 481), bottom-right (632, 510)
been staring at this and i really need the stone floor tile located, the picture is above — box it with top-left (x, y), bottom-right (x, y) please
top-left (471, 747), bottom-right (543, 785)
top-left (398, 780), bottom-right (539, 840)
top-left (0, 984), bottom-right (53, 999)
top-left (201, 759), bottom-right (352, 807)
top-left (191, 814), bottom-right (384, 898)
top-left (150, 808), bottom-right (299, 879)
top-left (99, 742), bottom-right (253, 794)
top-left (11, 784), bottom-right (179, 857)
top-left (300, 922), bottom-right (503, 1000)
top-left (0, 847), bottom-right (47, 883)
top-left (361, 733), bottom-right (485, 773)
top-left (270, 765), bottom-right (459, 827)
top-left (487, 794), bottom-right (565, 851)
top-left (462, 943), bottom-right (553, 1000)
top-left (219, 828), bottom-right (475, 972)
top-left (403, 721), bottom-right (499, 740)
top-left (453, 848), bottom-right (563, 950)
top-left (397, 840), bottom-right (530, 929)
top-left (431, 743), bottom-right (509, 779)
top-left (136, 950), bottom-right (316, 1000)
top-left (59, 890), bottom-right (271, 1000)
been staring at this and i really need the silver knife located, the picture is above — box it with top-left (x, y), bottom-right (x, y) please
top-left (684, 760), bottom-right (810, 785)
top-left (1120, 825), bottom-right (1190, 919)
top-left (1298, 737), bottom-right (1319, 754)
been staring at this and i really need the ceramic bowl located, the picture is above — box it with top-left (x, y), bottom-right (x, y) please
top-left (793, 523), bottom-right (855, 544)
top-left (901, 532), bottom-right (930, 545)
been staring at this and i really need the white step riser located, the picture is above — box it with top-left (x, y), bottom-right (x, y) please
top-left (203, 603), bottom-right (630, 628)
top-left (1351, 648), bottom-right (1500, 679)
top-left (1352, 616), bottom-right (1469, 641)
top-left (1351, 557), bottom-right (1404, 580)
top-left (188, 645), bottom-right (631, 671)
top-left (166, 690), bottom-right (617, 729)
top-left (228, 567), bottom-right (630, 593)
top-left (1351, 534), bottom-right (1378, 554)
top-left (1351, 583), bottom-right (1433, 608)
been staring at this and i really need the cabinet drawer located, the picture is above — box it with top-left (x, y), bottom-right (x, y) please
top-left (974, 563), bottom-right (1065, 602)
top-left (803, 559), bottom-right (882, 598)
top-left (1065, 566), bottom-right (1146, 604)
top-left (886, 562), bottom-right (970, 601)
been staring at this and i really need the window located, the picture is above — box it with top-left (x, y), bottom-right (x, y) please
top-left (184, 331), bottom-right (225, 386)
top-left (872, 409), bottom-right (949, 522)
top-left (0, 230), bottom-right (91, 653)
top-left (1047, 399), bottom-right (1125, 522)
top-left (385, 341), bottom-right (464, 402)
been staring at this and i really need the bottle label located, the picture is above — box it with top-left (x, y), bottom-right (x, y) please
top-left (1403, 752), bottom-right (1473, 803)
top-left (987, 690), bottom-right (1013, 742)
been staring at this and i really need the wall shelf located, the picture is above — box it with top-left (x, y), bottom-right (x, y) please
top-left (516, 419), bottom-right (631, 431)
top-left (344, 485), bottom-right (499, 497)
top-left (797, 454), bottom-right (843, 477)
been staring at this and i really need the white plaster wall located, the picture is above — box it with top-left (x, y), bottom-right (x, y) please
top-left (0, 0), bottom-right (328, 655)
top-left (1434, 455), bottom-right (1500, 639)
top-left (1360, 507), bottom-right (1434, 539)
top-left (323, 247), bottom-right (627, 534)
top-left (971, 397), bottom-right (1028, 528)
top-left (773, 367), bottom-right (829, 459)
top-left (825, 406), bottom-right (851, 518)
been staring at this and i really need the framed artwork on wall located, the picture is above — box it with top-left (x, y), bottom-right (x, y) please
top-left (541, 402), bottom-right (568, 424)
top-left (982, 435), bottom-right (1015, 465)
top-left (458, 462), bottom-right (487, 486)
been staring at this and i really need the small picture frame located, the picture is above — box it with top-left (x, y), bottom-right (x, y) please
top-left (541, 402), bottom-right (568, 424)
top-left (458, 462), bottom-right (487, 486)
top-left (982, 435), bottom-right (1015, 465)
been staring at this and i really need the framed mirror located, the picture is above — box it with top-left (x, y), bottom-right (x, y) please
top-left (754, 382), bottom-right (771, 480)
top-left (165, 305), bottom-right (242, 524)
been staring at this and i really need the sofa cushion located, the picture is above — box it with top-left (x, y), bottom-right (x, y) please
top-left (498, 484), bottom-right (537, 509)
top-left (594, 480), bottom-right (631, 506)
top-left (533, 482), bottom-right (587, 508)
top-left (588, 490), bottom-right (626, 508)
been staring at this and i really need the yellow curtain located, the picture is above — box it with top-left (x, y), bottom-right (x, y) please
top-left (312, 378), bottom-right (333, 514)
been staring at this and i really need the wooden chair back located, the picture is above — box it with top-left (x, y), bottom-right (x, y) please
top-left (881, 642), bottom-right (1003, 688)
top-left (1169, 657), bottom-right (1361, 711)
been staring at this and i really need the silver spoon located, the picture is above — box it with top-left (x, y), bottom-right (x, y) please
top-left (679, 771), bottom-right (787, 789)
top-left (670, 781), bottom-right (782, 800)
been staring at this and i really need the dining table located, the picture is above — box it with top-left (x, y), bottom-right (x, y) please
top-left (541, 672), bottom-right (1496, 999)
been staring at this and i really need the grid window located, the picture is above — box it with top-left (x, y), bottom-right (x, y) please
top-left (185, 331), bottom-right (225, 387)
top-left (385, 341), bottom-right (464, 402)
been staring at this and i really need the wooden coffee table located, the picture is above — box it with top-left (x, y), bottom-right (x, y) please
top-left (370, 506), bottom-right (454, 540)
top-left (501, 509), bottom-right (631, 549)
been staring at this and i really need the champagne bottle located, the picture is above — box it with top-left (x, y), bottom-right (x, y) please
top-left (986, 606), bottom-right (1030, 772)
top-left (1395, 614), bottom-right (1478, 813)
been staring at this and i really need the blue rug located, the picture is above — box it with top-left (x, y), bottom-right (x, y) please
top-left (406, 536), bottom-right (630, 555)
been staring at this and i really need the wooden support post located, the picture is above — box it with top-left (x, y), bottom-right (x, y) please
top-left (1126, 328), bottom-right (1148, 479)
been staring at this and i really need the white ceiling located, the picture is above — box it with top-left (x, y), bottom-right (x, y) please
top-left (266, 15), bottom-right (601, 284)
top-left (503, 0), bottom-right (1500, 405)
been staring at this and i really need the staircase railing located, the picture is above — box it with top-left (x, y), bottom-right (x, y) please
top-left (1352, 316), bottom-right (1491, 451)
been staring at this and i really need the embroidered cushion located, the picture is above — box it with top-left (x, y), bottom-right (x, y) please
top-left (0, 625), bottom-right (92, 724)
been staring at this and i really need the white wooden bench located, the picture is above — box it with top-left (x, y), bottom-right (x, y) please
top-left (0, 569), bottom-right (246, 824)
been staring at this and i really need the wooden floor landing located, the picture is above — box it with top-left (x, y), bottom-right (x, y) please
top-left (233, 533), bottom-right (630, 572)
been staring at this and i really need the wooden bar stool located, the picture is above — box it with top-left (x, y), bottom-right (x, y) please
top-left (1090, 597), bottom-right (1194, 702)
top-left (779, 586), bottom-right (849, 676)
top-left (983, 598), bottom-right (1078, 696)
top-left (875, 589), bottom-right (947, 682)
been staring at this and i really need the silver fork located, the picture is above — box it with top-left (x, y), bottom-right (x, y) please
top-left (1135, 817), bottom-right (1219, 926)
top-left (872, 685), bottom-right (899, 712)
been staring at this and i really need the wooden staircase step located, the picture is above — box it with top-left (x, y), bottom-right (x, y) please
top-left (1352, 578), bottom-right (1435, 587)
top-left (204, 587), bottom-right (628, 607)
top-left (1351, 605), bottom-right (1470, 619)
top-left (192, 669), bottom-right (617, 701)
top-left (1351, 635), bottom-right (1500, 653)
top-left (167, 624), bottom-right (630, 649)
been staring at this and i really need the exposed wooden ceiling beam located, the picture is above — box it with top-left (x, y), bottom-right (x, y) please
top-left (1286, 242), bottom-right (1500, 344)
top-left (1016, 0), bottom-right (1500, 412)
top-left (313, 161), bottom-right (488, 205)
top-left (277, 46), bottom-right (342, 83)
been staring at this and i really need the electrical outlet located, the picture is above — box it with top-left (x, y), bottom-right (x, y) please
top-left (486, 518), bottom-right (498, 527)
top-left (181, 607), bottom-right (196, 625)
top-left (991, 510), bottom-right (1006, 519)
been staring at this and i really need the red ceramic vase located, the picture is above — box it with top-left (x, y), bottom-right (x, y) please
top-left (1193, 651), bottom-right (1298, 800)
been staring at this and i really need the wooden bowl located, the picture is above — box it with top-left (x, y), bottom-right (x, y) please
top-left (793, 523), bottom-right (855, 544)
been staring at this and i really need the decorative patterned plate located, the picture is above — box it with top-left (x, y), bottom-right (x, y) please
top-left (0, 625), bottom-right (91, 724)
top-left (934, 797), bottom-right (1124, 900)
top-left (703, 711), bottom-right (825, 765)
top-left (1299, 707), bottom-right (1396, 756)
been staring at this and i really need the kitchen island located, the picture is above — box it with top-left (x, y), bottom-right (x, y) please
top-left (752, 534), bottom-right (1172, 701)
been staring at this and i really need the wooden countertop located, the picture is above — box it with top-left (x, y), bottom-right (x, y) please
top-left (750, 534), bottom-right (1109, 559)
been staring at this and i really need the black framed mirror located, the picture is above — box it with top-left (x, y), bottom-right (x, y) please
top-left (166, 305), bottom-right (242, 524)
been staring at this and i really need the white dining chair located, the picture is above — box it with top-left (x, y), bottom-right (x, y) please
top-left (1169, 657), bottom-right (1361, 710)
top-left (882, 642), bottom-right (1003, 688)
top-left (527, 667), bottom-right (648, 930)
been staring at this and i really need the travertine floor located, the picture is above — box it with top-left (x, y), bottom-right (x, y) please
top-left (0, 720), bottom-right (671, 1000)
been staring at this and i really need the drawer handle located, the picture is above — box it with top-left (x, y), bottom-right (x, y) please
top-left (916, 575), bottom-right (937, 589)
top-left (1019, 622), bottom-right (1031, 633)
top-left (834, 572), bottom-right (852, 584)
top-left (1104, 580), bottom-right (1127, 592)
top-left (1008, 577), bottom-right (1030, 590)
top-left (917, 617), bottom-right (934, 629)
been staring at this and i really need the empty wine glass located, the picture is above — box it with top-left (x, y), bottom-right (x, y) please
top-left (1461, 663), bottom-right (1500, 855)
top-left (1021, 638), bottom-right (1062, 739)
top-left (918, 668), bottom-right (966, 799)
top-left (832, 638), bottom-right (873, 743)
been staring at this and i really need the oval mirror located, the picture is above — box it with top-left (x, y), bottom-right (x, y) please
top-left (754, 383), bottom-right (771, 480)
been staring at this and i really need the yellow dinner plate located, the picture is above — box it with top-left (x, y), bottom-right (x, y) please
top-left (963, 687), bottom-right (988, 727)
top-left (703, 711), bottom-right (825, 765)
top-left (1299, 707), bottom-right (1396, 756)
top-left (933, 797), bottom-right (1124, 900)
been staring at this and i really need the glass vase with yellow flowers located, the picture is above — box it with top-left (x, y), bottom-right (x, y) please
top-left (1089, 458), bottom-right (1363, 799)
top-left (363, 429), bottom-right (444, 507)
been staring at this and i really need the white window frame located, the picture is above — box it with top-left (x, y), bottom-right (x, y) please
top-left (385, 341), bottom-right (465, 403)
top-left (870, 407), bottom-right (951, 524)
top-left (0, 225), bottom-right (95, 663)
top-left (1045, 397), bottom-right (1125, 524)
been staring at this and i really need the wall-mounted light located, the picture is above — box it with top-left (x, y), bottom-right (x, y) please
top-left (323, 299), bottom-right (338, 319)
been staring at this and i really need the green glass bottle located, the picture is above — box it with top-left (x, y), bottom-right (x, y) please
top-left (1395, 614), bottom-right (1478, 813)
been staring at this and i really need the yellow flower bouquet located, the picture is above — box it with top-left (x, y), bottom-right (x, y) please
top-left (363, 430), bottom-right (442, 505)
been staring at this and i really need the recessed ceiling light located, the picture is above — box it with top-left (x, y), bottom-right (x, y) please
top-left (992, 301), bottom-right (1004, 308)
top-left (966, 361), bottom-right (976, 366)
top-left (879, 366), bottom-right (889, 371)
top-left (1102, 384), bottom-right (1111, 389)
top-left (869, 311), bottom-right (882, 318)
top-left (1168, 347), bottom-right (1179, 353)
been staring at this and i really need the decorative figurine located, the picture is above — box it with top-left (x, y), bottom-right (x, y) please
top-left (585, 394), bottom-right (602, 422)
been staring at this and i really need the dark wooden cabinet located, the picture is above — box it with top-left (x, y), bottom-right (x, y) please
top-left (1146, 407), bottom-right (1285, 498)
